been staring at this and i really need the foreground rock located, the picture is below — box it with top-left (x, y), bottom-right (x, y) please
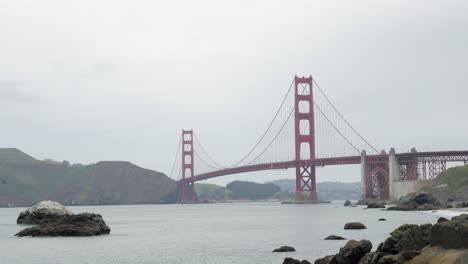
top-left (325, 235), bottom-right (346, 240)
top-left (15, 213), bottom-right (111, 237)
top-left (387, 192), bottom-right (441, 211)
top-left (17, 201), bottom-right (73, 224)
top-left (344, 222), bottom-right (367, 230)
top-left (283, 258), bottom-right (311, 264)
top-left (314, 240), bottom-right (372, 264)
top-left (273, 246), bottom-right (296, 252)
top-left (344, 200), bottom-right (352, 207)
top-left (431, 214), bottom-right (468, 249)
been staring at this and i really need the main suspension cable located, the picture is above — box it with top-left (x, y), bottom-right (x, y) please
top-left (169, 135), bottom-right (182, 178)
top-left (313, 79), bottom-right (379, 153)
top-left (229, 78), bottom-right (295, 167)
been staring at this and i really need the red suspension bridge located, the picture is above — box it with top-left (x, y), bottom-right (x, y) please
top-left (169, 75), bottom-right (468, 203)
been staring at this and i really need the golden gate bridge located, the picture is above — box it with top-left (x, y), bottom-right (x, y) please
top-left (168, 75), bottom-right (468, 203)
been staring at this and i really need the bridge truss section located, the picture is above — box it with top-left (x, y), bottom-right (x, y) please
top-left (398, 152), bottom-right (468, 180)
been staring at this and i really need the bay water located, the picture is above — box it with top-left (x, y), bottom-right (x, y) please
top-left (0, 201), bottom-right (455, 264)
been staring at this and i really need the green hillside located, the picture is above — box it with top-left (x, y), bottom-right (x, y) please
top-left (0, 149), bottom-right (178, 207)
top-left (435, 165), bottom-right (468, 188)
top-left (429, 165), bottom-right (468, 201)
top-left (0, 148), bottom-right (40, 165)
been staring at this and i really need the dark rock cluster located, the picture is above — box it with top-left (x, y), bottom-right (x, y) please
top-left (387, 193), bottom-right (440, 211)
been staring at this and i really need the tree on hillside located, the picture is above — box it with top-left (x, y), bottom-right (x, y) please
top-left (226, 181), bottom-right (281, 200)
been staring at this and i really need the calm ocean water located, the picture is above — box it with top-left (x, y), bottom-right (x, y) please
top-left (0, 201), bottom-right (456, 264)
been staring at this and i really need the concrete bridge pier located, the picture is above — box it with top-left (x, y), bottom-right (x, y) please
top-left (360, 150), bottom-right (367, 199)
top-left (388, 148), bottom-right (402, 201)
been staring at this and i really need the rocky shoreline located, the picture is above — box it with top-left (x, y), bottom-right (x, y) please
top-left (280, 213), bottom-right (468, 264)
top-left (279, 193), bottom-right (468, 264)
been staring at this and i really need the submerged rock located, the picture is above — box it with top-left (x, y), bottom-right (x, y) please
top-left (324, 235), bottom-right (346, 240)
top-left (378, 218), bottom-right (387, 221)
top-left (273, 246), bottom-right (296, 252)
top-left (344, 222), bottom-right (367, 230)
top-left (17, 201), bottom-right (73, 224)
top-left (366, 202), bottom-right (386, 209)
top-left (15, 213), bottom-right (111, 237)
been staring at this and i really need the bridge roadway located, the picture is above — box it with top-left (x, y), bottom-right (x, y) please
top-left (179, 150), bottom-right (468, 184)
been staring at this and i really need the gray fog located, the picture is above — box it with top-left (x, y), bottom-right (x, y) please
top-left (1, 0), bottom-right (467, 185)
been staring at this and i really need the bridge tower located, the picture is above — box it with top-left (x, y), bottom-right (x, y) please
top-left (294, 75), bottom-right (318, 201)
top-left (181, 130), bottom-right (197, 203)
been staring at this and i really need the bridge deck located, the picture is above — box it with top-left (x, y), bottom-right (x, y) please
top-left (179, 150), bottom-right (468, 183)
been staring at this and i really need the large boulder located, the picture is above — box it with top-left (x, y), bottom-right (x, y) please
top-left (344, 200), bottom-right (352, 207)
top-left (412, 193), bottom-right (440, 207)
top-left (15, 213), bottom-right (111, 237)
top-left (387, 192), bottom-right (440, 211)
top-left (377, 224), bottom-right (432, 254)
top-left (344, 222), bottom-right (367, 230)
top-left (314, 240), bottom-right (372, 264)
top-left (340, 240), bottom-right (373, 263)
top-left (17, 201), bottom-right (73, 224)
top-left (431, 214), bottom-right (468, 249)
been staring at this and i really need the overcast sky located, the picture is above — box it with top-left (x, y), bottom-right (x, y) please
top-left (1, 0), bottom-right (467, 185)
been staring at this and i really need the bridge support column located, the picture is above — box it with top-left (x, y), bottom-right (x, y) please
top-left (388, 148), bottom-right (401, 201)
top-left (294, 75), bottom-right (318, 201)
top-left (295, 165), bottom-right (318, 201)
top-left (181, 130), bottom-right (198, 203)
top-left (361, 151), bottom-right (367, 199)
top-left (363, 154), bottom-right (390, 201)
